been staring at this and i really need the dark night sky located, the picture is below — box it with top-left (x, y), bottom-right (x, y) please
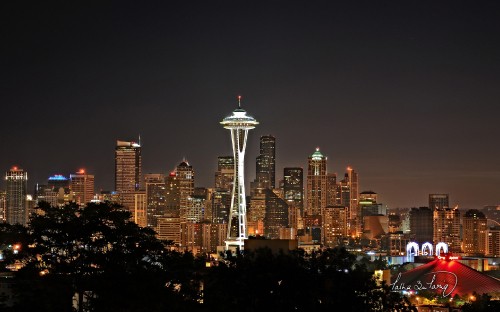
top-left (1, 1), bottom-right (499, 209)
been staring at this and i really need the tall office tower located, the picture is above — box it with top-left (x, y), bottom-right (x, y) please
top-left (220, 98), bottom-right (258, 250)
top-left (5, 167), bottom-right (28, 225)
top-left (283, 167), bottom-right (304, 215)
top-left (156, 216), bottom-right (181, 245)
top-left (339, 168), bottom-right (360, 236)
top-left (211, 189), bottom-right (231, 224)
top-left (429, 194), bottom-right (449, 210)
top-left (165, 171), bottom-right (180, 217)
top-left (462, 209), bottom-right (488, 256)
top-left (326, 173), bottom-right (338, 207)
top-left (255, 135), bottom-right (276, 189)
top-left (70, 169), bottom-right (95, 205)
top-left (306, 148), bottom-right (327, 217)
top-left (215, 156), bottom-right (234, 191)
top-left (388, 213), bottom-right (402, 233)
top-left (176, 160), bottom-right (194, 222)
top-left (340, 173), bottom-right (350, 208)
top-left (47, 174), bottom-right (69, 191)
top-left (359, 191), bottom-right (385, 216)
top-left (134, 191), bottom-right (147, 227)
top-left (186, 196), bottom-right (205, 223)
top-left (359, 191), bottom-right (378, 203)
top-left (115, 140), bottom-right (142, 213)
top-left (433, 206), bottom-right (461, 252)
top-left (0, 191), bottom-right (6, 222)
top-left (46, 174), bottom-right (71, 205)
top-left (409, 207), bottom-right (433, 244)
top-left (247, 190), bottom-right (266, 236)
top-left (144, 173), bottom-right (166, 228)
top-left (487, 226), bottom-right (500, 256)
top-left (347, 167), bottom-right (360, 236)
top-left (263, 188), bottom-right (289, 239)
top-left (35, 185), bottom-right (60, 207)
top-left (323, 205), bottom-right (348, 247)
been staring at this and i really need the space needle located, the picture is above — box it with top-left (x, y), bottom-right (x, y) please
top-left (220, 96), bottom-right (258, 251)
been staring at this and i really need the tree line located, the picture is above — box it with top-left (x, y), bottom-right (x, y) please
top-left (0, 201), bottom-right (416, 312)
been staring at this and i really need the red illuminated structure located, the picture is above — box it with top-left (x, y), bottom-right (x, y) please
top-left (391, 255), bottom-right (500, 298)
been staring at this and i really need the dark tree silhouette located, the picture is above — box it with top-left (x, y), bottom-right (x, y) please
top-left (3, 201), bottom-right (201, 312)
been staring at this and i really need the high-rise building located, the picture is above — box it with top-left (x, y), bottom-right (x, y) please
top-left (187, 194), bottom-right (206, 223)
top-left (433, 206), bottom-right (461, 252)
top-left (165, 171), bottom-right (180, 217)
top-left (263, 188), bottom-right (288, 239)
top-left (487, 226), bottom-right (500, 257)
top-left (283, 167), bottom-right (304, 215)
top-left (144, 173), bottom-right (166, 228)
top-left (323, 205), bottom-right (348, 247)
top-left (115, 140), bottom-right (142, 213)
top-left (5, 167), bottom-right (28, 225)
top-left (215, 156), bottom-right (234, 191)
top-left (306, 148), bottom-right (327, 217)
top-left (220, 98), bottom-right (258, 250)
top-left (47, 174), bottom-right (69, 191)
top-left (339, 167), bottom-right (360, 236)
top-left (134, 191), bottom-right (147, 227)
top-left (70, 169), bottom-right (95, 205)
top-left (176, 160), bottom-right (194, 223)
top-left (347, 167), bottom-right (360, 236)
top-left (409, 207), bottom-right (433, 245)
top-left (0, 191), bottom-right (6, 222)
top-left (326, 173), bottom-right (338, 207)
top-left (255, 135), bottom-right (276, 189)
top-left (429, 194), bottom-right (449, 210)
top-left (462, 209), bottom-right (488, 256)
top-left (211, 189), bottom-right (231, 224)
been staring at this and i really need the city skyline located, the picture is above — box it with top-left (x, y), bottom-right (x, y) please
top-left (2, 2), bottom-right (499, 209)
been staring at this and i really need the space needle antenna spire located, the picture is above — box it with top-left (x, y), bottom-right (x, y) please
top-left (238, 95), bottom-right (242, 108)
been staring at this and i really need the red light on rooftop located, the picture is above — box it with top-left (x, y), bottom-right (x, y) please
top-left (12, 166), bottom-right (18, 171)
top-left (78, 169), bottom-right (85, 174)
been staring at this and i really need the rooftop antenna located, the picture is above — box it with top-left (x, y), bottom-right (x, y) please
top-left (238, 95), bottom-right (242, 108)
top-left (138, 134), bottom-right (142, 146)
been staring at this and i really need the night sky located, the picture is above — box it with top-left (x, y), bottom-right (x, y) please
top-left (1, 1), bottom-right (499, 209)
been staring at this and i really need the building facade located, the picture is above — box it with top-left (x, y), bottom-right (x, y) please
top-left (283, 167), bottom-right (304, 216)
top-left (462, 209), bottom-right (488, 256)
top-left (306, 148), bottom-right (327, 217)
top-left (70, 169), bottom-right (95, 205)
top-left (115, 140), bottom-right (142, 213)
top-left (5, 167), bottom-right (28, 225)
top-left (255, 135), bottom-right (276, 189)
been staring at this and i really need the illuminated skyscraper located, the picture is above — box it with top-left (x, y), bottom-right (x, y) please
top-left (215, 156), bottom-right (234, 191)
top-left (429, 194), bottom-right (449, 210)
top-left (463, 209), bottom-right (488, 256)
top-left (284, 167), bottom-right (303, 210)
top-left (306, 148), bottom-right (327, 217)
top-left (255, 135), bottom-right (276, 189)
top-left (220, 97), bottom-right (258, 250)
top-left (409, 207), bottom-right (433, 245)
top-left (70, 169), bottom-right (95, 205)
top-left (339, 167), bottom-right (360, 236)
top-left (433, 205), bottom-right (461, 252)
top-left (263, 188), bottom-right (288, 239)
top-left (115, 139), bottom-right (142, 213)
top-left (144, 173), bottom-right (166, 228)
top-left (5, 167), bottom-right (28, 225)
top-left (176, 160), bottom-right (194, 223)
